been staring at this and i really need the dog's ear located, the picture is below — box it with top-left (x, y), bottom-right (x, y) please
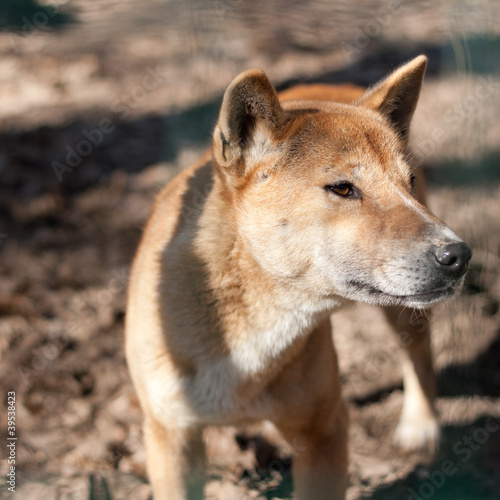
top-left (213, 69), bottom-right (283, 177)
top-left (357, 55), bottom-right (427, 141)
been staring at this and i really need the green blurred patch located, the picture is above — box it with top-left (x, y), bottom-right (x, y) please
top-left (425, 152), bottom-right (500, 187)
top-left (0, 0), bottom-right (73, 32)
top-left (442, 34), bottom-right (500, 75)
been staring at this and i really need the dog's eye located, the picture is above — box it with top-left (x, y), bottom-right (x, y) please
top-left (410, 174), bottom-right (416, 190)
top-left (325, 182), bottom-right (360, 199)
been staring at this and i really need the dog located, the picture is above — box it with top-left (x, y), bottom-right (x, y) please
top-left (125, 55), bottom-right (471, 499)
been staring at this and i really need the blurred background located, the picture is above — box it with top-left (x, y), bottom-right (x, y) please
top-left (0, 1), bottom-right (499, 499)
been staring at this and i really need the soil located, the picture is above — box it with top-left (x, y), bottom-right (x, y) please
top-left (0, 1), bottom-right (499, 499)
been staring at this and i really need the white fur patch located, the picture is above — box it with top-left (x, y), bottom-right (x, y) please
top-left (154, 303), bottom-right (335, 426)
top-left (229, 310), bottom-right (314, 375)
top-left (393, 185), bottom-right (460, 241)
top-left (186, 308), bottom-right (319, 423)
top-left (244, 123), bottom-right (282, 170)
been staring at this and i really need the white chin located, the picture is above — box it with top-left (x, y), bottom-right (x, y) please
top-left (344, 282), bottom-right (458, 308)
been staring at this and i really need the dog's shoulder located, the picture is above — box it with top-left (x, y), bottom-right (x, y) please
top-left (136, 152), bottom-right (212, 255)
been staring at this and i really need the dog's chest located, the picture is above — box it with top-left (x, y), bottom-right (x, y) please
top-left (228, 311), bottom-right (313, 375)
top-left (183, 309), bottom-right (317, 423)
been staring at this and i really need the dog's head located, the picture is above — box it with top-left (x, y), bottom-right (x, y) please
top-left (211, 56), bottom-right (471, 309)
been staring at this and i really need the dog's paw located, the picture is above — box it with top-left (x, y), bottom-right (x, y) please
top-left (393, 417), bottom-right (440, 453)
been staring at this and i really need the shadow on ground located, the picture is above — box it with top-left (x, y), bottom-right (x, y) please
top-left (437, 329), bottom-right (500, 398)
top-left (368, 415), bottom-right (500, 500)
top-left (4, 43), bottom-right (499, 202)
top-left (0, 0), bottom-right (73, 32)
top-left (351, 323), bottom-right (500, 408)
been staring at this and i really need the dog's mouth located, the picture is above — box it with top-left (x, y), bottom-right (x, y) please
top-left (346, 280), bottom-right (458, 307)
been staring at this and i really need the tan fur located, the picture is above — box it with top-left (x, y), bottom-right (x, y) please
top-left (279, 82), bottom-right (365, 104)
top-left (126, 56), bottom-right (470, 499)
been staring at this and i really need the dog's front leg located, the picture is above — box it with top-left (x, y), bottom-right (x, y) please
top-left (277, 399), bottom-right (349, 500)
top-left (143, 416), bottom-right (206, 500)
top-left (383, 306), bottom-right (439, 452)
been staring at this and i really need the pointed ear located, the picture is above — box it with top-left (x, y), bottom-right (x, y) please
top-left (357, 55), bottom-right (427, 141)
top-left (213, 69), bottom-right (283, 176)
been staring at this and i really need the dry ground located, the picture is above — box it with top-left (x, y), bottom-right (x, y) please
top-left (0, 1), bottom-right (499, 499)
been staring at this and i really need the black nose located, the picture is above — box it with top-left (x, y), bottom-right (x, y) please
top-left (434, 242), bottom-right (471, 278)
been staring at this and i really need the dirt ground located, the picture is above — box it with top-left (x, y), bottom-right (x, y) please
top-left (0, 1), bottom-right (499, 499)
